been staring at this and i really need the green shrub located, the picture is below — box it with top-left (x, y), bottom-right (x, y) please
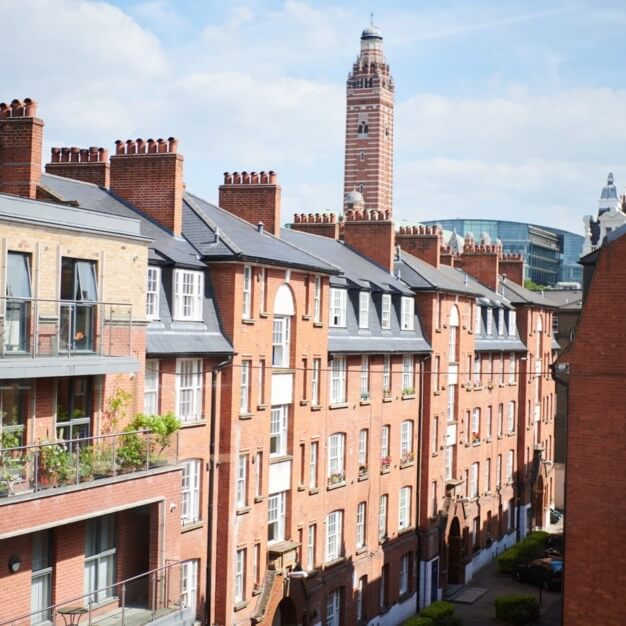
top-left (497, 547), bottom-right (520, 575)
top-left (438, 616), bottom-right (463, 626)
top-left (403, 617), bottom-right (434, 626)
top-left (495, 594), bottom-right (539, 624)
top-left (497, 532), bottom-right (550, 574)
top-left (420, 600), bottom-right (455, 623)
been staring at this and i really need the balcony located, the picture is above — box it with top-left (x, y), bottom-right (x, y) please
top-left (0, 560), bottom-right (193, 626)
top-left (0, 296), bottom-right (137, 378)
top-left (0, 430), bottom-right (179, 502)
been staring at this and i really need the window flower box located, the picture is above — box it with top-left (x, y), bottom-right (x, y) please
top-left (327, 472), bottom-right (345, 486)
top-left (400, 451), bottom-right (415, 465)
top-left (381, 456), bottom-right (392, 472)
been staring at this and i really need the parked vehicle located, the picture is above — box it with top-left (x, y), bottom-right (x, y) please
top-left (514, 557), bottom-right (563, 591)
top-left (545, 532), bottom-right (564, 557)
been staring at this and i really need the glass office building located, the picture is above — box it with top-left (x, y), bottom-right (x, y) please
top-left (421, 219), bottom-right (584, 286)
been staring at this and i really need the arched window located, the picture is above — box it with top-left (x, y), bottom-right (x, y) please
top-left (272, 284), bottom-right (295, 367)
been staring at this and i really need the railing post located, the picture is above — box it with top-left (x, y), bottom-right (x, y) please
top-left (99, 302), bottom-right (105, 356)
top-left (88, 599), bottom-right (93, 626)
top-left (146, 431), bottom-right (151, 471)
top-left (75, 441), bottom-right (80, 484)
top-left (121, 582), bottom-right (126, 626)
top-left (151, 572), bottom-right (156, 618)
top-left (33, 448), bottom-right (39, 493)
top-left (112, 437), bottom-right (117, 478)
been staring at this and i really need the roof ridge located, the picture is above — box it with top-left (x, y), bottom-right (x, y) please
top-left (41, 172), bottom-right (101, 189)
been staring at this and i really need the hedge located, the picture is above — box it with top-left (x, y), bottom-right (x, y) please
top-left (495, 594), bottom-right (540, 624)
top-left (403, 617), bottom-right (435, 626)
top-left (497, 531), bottom-right (550, 575)
top-left (420, 600), bottom-right (456, 622)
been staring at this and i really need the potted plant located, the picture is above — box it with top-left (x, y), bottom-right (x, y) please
top-left (358, 464), bottom-right (368, 477)
top-left (401, 450), bottom-right (415, 465)
top-left (402, 387), bottom-right (415, 397)
top-left (328, 471), bottom-right (345, 485)
top-left (38, 442), bottom-right (72, 486)
top-left (116, 432), bottom-right (147, 472)
top-left (381, 455), bottom-right (392, 470)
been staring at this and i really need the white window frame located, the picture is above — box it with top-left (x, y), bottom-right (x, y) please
top-left (401, 296), bottom-right (414, 330)
top-left (327, 433), bottom-right (345, 479)
top-left (447, 384), bottom-right (456, 423)
top-left (242, 265), bottom-right (252, 319)
top-left (307, 524), bottom-right (316, 571)
top-left (330, 356), bottom-right (347, 404)
top-left (486, 307), bottom-right (493, 335)
top-left (236, 454), bottom-right (248, 509)
top-left (383, 355), bottom-right (391, 395)
top-left (474, 304), bottom-right (481, 334)
top-left (509, 353), bottom-right (516, 383)
top-left (270, 405), bottom-right (288, 457)
top-left (181, 559), bottom-right (199, 615)
top-left (325, 510), bottom-right (343, 562)
top-left (381, 294), bottom-right (392, 329)
top-left (399, 554), bottom-right (410, 595)
top-left (356, 501), bottom-right (366, 549)
top-left (359, 291), bottom-right (370, 329)
top-left (258, 359), bottom-right (265, 406)
top-left (472, 408), bottom-right (480, 438)
top-left (311, 358), bottom-right (321, 405)
top-left (309, 441), bottom-right (318, 489)
top-left (272, 317), bottom-right (291, 367)
top-left (268, 492), bottom-right (286, 543)
top-left (496, 454), bottom-right (502, 487)
top-left (498, 308), bottom-right (505, 336)
top-left (173, 269), bottom-right (203, 321)
top-left (400, 420), bottom-right (413, 457)
top-left (235, 549), bottom-right (246, 603)
top-left (485, 458), bottom-right (491, 493)
top-left (470, 462), bottom-right (479, 498)
top-left (313, 276), bottom-right (322, 323)
top-left (378, 494), bottom-right (388, 539)
top-left (358, 429), bottom-right (368, 467)
top-left (448, 325), bottom-right (458, 362)
top-left (240, 360), bottom-right (251, 414)
top-left (381, 425), bottom-right (390, 459)
top-left (508, 401), bottom-right (516, 433)
top-left (329, 288), bottom-right (347, 327)
top-left (31, 531), bottom-right (52, 624)
top-left (176, 358), bottom-right (203, 423)
top-left (255, 451), bottom-right (262, 498)
top-left (326, 589), bottom-right (341, 626)
top-left (508, 310), bottom-right (517, 336)
top-left (506, 450), bottom-right (514, 483)
top-left (146, 266), bottom-right (161, 320)
top-left (399, 486), bottom-right (411, 530)
top-left (486, 406), bottom-right (492, 439)
top-left (360, 356), bottom-right (369, 399)
top-left (402, 354), bottom-right (414, 392)
top-left (181, 459), bottom-right (201, 525)
top-left (144, 359), bottom-right (159, 415)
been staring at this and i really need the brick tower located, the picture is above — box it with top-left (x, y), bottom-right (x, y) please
top-left (343, 22), bottom-right (394, 214)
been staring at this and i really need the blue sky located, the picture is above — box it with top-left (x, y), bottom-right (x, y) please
top-left (3, 0), bottom-right (626, 234)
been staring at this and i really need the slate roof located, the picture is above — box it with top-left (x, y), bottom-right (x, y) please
top-left (40, 174), bottom-right (204, 268)
top-left (395, 251), bottom-right (483, 296)
top-left (282, 228), bottom-right (431, 354)
top-left (184, 194), bottom-right (337, 274)
top-left (499, 277), bottom-right (558, 308)
top-left (543, 290), bottom-right (583, 310)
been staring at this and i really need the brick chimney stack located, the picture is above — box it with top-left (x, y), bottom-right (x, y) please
top-left (343, 208), bottom-right (395, 272)
top-left (0, 98), bottom-right (43, 199)
top-left (46, 146), bottom-right (110, 188)
top-left (110, 137), bottom-right (183, 236)
top-left (290, 212), bottom-right (339, 240)
top-left (396, 225), bottom-right (443, 268)
top-left (457, 234), bottom-right (501, 291)
top-left (499, 253), bottom-right (525, 286)
top-left (219, 171), bottom-right (281, 237)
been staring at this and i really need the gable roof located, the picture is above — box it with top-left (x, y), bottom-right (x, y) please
top-left (499, 277), bottom-right (557, 308)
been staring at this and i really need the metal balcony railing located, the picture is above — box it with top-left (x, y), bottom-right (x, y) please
top-left (0, 560), bottom-right (189, 626)
top-left (0, 296), bottom-right (133, 359)
top-left (0, 430), bottom-right (180, 500)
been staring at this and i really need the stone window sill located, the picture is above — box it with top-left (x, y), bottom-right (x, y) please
top-left (324, 556), bottom-right (346, 569)
top-left (327, 481), bottom-right (346, 491)
top-left (309, 487), bottom-right (319, 495)
top-left (313, 322), bottom-right (324, 328)
top-left (299, 399), bottom-right (309, 406)
top-left (256, 404), bottom-right (267, 411)
top-left (236, 507), bottom-right (251, 516)
top-left (398, 525), bottom-right (415, 536)
top-left (402, 394), bottom-right (416, 400)
top-left (239, 412), bottom-right (253, 420)
top-left (180, 419), bottom-right (207, 429)
top-left (311, 404), bottom-right (322, 411)
top-left (358, 473), bottom-right (368, 482)
top-left (259, 311), bottom-right (269, 318)
top-left (329, 402), bottom-right (349, 410)
top-left (242, 318), bottom-right (255, 325)
top-left (234, 601), bottom-right (248, 612)
top-left (382, 397), bottom-right (393, 403)
top-left (433, 390), bottom-right (441, 396)
top-left (355, 546), bottom-right (368, 556)
top-left (181, 520), bottom-right (204, 533)
top-left (301, 314), bottom-right (311, 321)
top-left (400, 461), bottom-right (415, 469)
top-left (269, 454), bottom-right (293, 464)
top-left (380, 466), bottom-right (392, 474)
top-left (297, 485), bottom-right (306, 492)
top-left (254, 496), bottom-right (264, 503)
top-left (360, 399), bottom-right (371, 406)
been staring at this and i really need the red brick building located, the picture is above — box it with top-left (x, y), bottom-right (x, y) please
top-left (558, 226), bottom-right (626, 626)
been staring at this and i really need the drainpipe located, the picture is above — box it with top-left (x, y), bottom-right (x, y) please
top-left (205, 354), bottom-right (233, 626)
top-left (416, 353), bottom-right (431, 613)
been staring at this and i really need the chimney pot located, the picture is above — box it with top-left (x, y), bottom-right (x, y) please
top-left (168, 137), bottom-right (178, 152)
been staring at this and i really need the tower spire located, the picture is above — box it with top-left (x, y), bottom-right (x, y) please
top-left (342, 24), bottom-right (394, 214)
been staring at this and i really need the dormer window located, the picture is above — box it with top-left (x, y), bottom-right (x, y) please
top-left (242, 265), bottom-right (252, 319)
top-left (401, 296), bottom-right (414, 330)
top-left (486, 308), bottom-right (493, 335)
top-left (474, 304), bottom-right (481, 334)
top-left (381, 294), bottom-right (391, 330)
top-left (498, 308), bottom-right (505, 336)
top-left (508, 310), bottom-right (517, 336)
top-left (272, 284), bottom-right (295, 367)
top-left (146, 266), bottom-right (161, 320)
top-left (330, 288), bottom-right (347, 327)
top-left (174, 269), bottom-right (203, 321)
top-left (359, 291), bottom-right (370, 329)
